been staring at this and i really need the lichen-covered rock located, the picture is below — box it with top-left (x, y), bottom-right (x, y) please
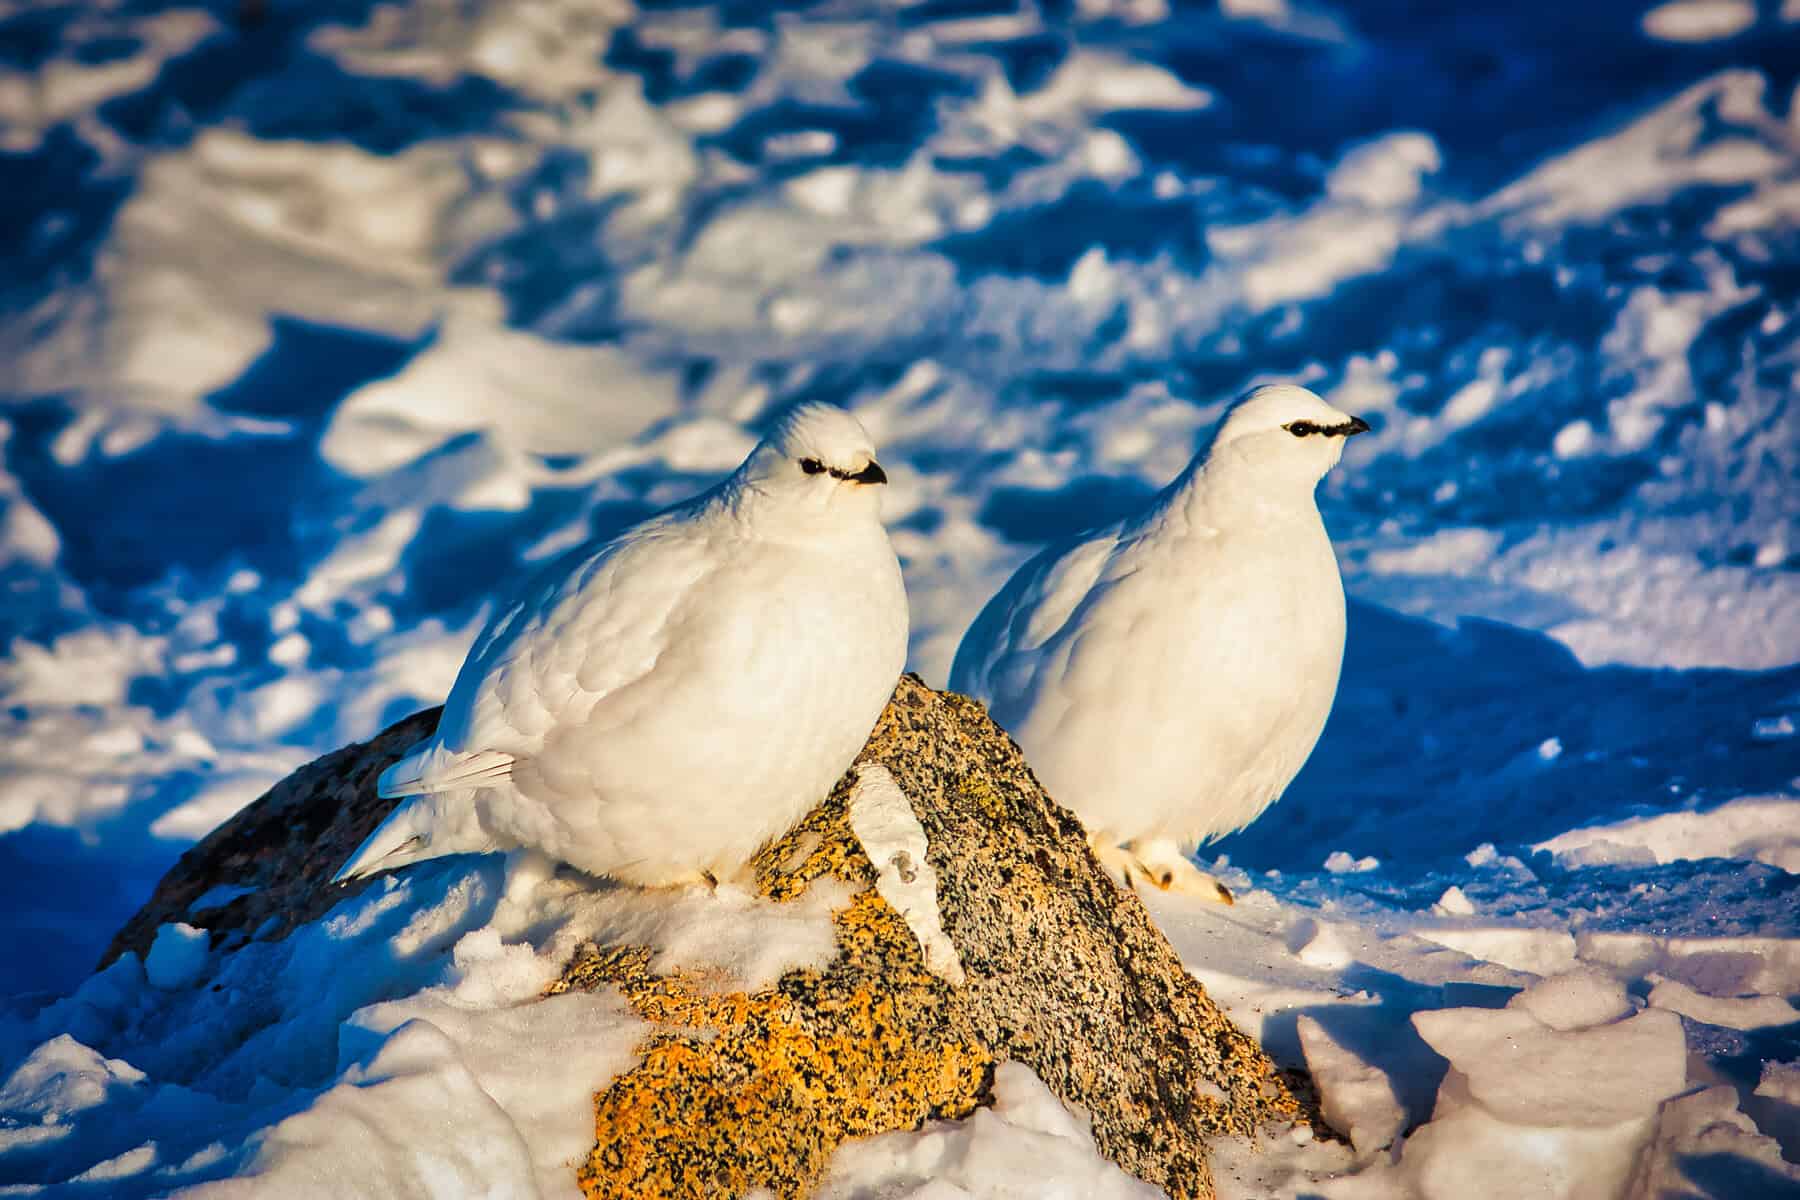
top-left (850, 677), bottom-right (1302, 1188)
top-left (550, 675), bottom-right (1300, 1199)
top-left (99, 708), bottom-right (435, 969)
top-left (552, 896), bottom-right (992, 1200)
top-left (102, 675), bottom-right (1302, 1200)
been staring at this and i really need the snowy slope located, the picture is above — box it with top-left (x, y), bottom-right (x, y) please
top-left (1, 0), bottom-right (1798, 1194)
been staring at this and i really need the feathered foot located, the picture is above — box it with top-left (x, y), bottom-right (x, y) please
top-left (1126, 838), bottom-right (1233, 904)
top-left (1091, 834), bottom-right (1234, 904)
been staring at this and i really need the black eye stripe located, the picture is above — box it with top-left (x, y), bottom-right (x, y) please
top-left (798, 456), bottom-right (887, 483)
top-left (1283, 418), bottom-right (1368, 438)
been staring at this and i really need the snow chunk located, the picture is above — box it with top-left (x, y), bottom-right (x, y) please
top-left (1364, 527), bottom-right (1502, 577)
top-left (847, 764), bottom-right (965, 986)
top-left (185, 1020), bottom-right (537, 1198)
top-left (1395, 977), bottom-right (1688, 1200)
top-left (1296, 1015), bottom-right (1405, 1155)
top-left (1209, 132), bottom-right (1439, 309)
top-left (1534, 794), bottom-right (1800, 874)
top-left (72, 1140), bottom-right (158, 1182)
top-left (1028, 50), bottom-right (1212, 118)
top-left (1578, 931), bottom-right (1800, 997)
top-left (819, 1061), bottom-right (1160, 1199)
top-left (1491, 71), bottom-right (1785, 226)
top-left (1412, 996), bottom-right (1683, 1128)
top-left (1431, 887), bottom-right (1475, 917)
top-left (1288, 916), bottom-right (1355, 969)
top-left (1642, 0), bottom-right (1757, 42)
top-left (1415, 924), bottom-right (1578, 976)
top-left (1552, 418), bottom-right (1595, 459)
top-left (1758, 1059), bottom-right (1800, 1106)
top-left (572, 877), bottom-right (849, 996)
top-left (320, 311), bottom-right (687, 478)
top-left (0, 1035), bottom-right (145, 1154)
top-left (1647, 976), bottom-right (1800, 1030)
top-left (15, 129), bottom-right (478, 421)
top-left (188, 884), bottom-right (255, 913)
top-left (1624, 1085), bottom-right (1800, 1198)
top-left (1327, 133), bottom-right (1441, 208)
top-left (144, 922), bottom-right (210, 991)
top-left (344, 986), bottom-right (646, 1196)
top-left (1324, 851), bottom-right (1379, 875)
top-left (1509, 967), bottom-right (1632, 1032)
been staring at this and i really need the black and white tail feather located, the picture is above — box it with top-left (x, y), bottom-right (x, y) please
top-left (331, 746), bottom-right (516, 883)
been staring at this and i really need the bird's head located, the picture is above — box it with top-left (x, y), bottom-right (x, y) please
top-left (734, 403), bottom-right (890, 523)
top-left (1204, 384), bottom-right (1370, 489)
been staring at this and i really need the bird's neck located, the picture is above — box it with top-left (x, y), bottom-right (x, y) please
top-left (1156, 454), bottom-right (1323, 536)
top-left (721, 483), bottom-right (887, 547)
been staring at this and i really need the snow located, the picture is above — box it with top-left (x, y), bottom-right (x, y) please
top-left (1642, 1), bottom-right (1759, 43)
top-left (821, 1061), bottom-right (1161, 1200)
top-left (1323, 852), bottom-right (1379, 875)
top-left (1361, 977), bottom-right (1690, 1199)
top-left (846, 765), bottom-right (964, 986)
top-left (1507, 966), bottom-right (1632, 1032)
top-left (143, 923), bottom-right (209, 991)
top-left (1, 830), bottom-right (1797, 1195)
top-left (182, 1020), bottom-right (542, 1200)
top-left (1288, 916), bottom-right (1356, 970)
top-left (319, 315), bottom-right (688, 479)
top-left (1296, 1015), bottom-right (1406, 1156)
top-left (2, 0), bottom-right (1799, 1193)
top-left (1431, 887), bottom-right (1475, 917)
top-left (1536, 794), bottom-right (1800, 874)
top-left (1646, 976), bottom-right (1800, 1030)
top-left (1625, 1085), bottom-right (1800, 1198)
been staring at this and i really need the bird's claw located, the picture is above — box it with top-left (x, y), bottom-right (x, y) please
top-left (1119, 840), bottom-right (1235, 905)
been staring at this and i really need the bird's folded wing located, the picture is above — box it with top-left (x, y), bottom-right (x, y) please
top-left (432, 525), bottom-right (720, 757)
top-left (378, 745), bottom-right (517, 798)
top-left (952, 533), bottom-right (1117, 694)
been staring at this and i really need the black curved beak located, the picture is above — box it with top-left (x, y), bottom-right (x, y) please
top-left (849, 460), bottom-right (888, 485)
top-left (1336, 416), bottom-right (1372, 437)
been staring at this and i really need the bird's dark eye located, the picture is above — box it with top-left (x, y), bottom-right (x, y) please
top-left (799, 457), bottom-right (826, 475)
top-left (1284, 421), bottom-right (1318, 438)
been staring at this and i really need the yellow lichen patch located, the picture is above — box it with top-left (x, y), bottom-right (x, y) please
top-left (956, 775), bottom-right (1006, 822)
top-left (566, 856), bottom-right (994, 1200)
top-left (753, 783), bottom-right (872, 901)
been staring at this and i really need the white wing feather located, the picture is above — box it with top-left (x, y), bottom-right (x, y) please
top-left (431, 519), bottom-right (716, 767)
top-left (951, 528), bottom-right (1119, 711)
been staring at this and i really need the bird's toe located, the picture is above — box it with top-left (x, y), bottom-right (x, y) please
top-left (1128, 840), bottom-right (1234, 904)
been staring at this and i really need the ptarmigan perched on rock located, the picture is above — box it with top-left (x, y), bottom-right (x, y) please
top-left (949, 384), bottom-right (1368, 900)
top-left (336, 404), bottom-right (907, 887)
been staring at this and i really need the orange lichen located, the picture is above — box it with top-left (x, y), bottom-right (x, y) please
top-left (553, 676), bottom-right (1304, 1200)
top-left (564, 798), bottom-right (993, 1200)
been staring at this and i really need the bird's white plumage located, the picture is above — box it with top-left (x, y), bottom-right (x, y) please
top-left (337, 403), bottom-right (908, 887)
top-left (950, 384), bottom-right (1366, 890)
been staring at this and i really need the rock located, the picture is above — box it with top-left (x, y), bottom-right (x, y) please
top-left (103, 675), bottom-right (1302, 1199)
top-left (99, 707), bottom-right (439, 969)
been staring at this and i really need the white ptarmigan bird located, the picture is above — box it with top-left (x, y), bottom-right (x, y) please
top-left (335, 404), bottom-right (907, 887)
top-left (949, 384), bottom-right (1368, 900)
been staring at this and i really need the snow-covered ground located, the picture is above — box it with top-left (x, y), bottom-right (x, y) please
top-left (1, 0), bottom-right (1797, 1195)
